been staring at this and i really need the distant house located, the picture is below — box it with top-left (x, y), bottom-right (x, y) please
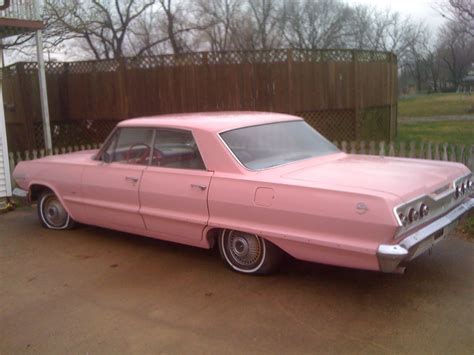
top-left (461, 63), bottom-right (474, 94)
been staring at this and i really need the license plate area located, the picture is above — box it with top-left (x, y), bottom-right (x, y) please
top-left (409, 228), bottom-right (448, 260)
top-left (433, 229), bottom-right (444, 240)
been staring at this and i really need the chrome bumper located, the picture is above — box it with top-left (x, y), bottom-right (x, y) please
top-left (377, 198), bottom-right (474, 273)
top-left (12, 188), bottom-right (29, 204)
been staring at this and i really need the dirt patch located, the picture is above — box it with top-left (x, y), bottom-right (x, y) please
top-left (1, 208), bottom-right (473, 354)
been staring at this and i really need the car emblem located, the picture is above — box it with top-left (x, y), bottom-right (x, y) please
top-left (356, 202), bottom-right (369, 214)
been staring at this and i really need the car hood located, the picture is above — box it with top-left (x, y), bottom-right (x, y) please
top-left (280, 154), bottom-right (468, 201)
top-left (32, 149), bottom-right (99, 164)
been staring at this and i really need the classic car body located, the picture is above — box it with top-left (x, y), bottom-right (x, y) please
top-left (12, 112), bottom-right (474, 274)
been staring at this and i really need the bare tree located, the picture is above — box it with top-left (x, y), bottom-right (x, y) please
top-left (437, 22), bottom-right (474, 86)
top-left (43, 0), bottom-right (161, 59)
top-left (424, 49), bottom-right (443, 92)
top-left (194, 0), bottom-right (241, 51)
top-left (282, 0), bottom-right (351, 49)
top-left (348, 6), bottom-right (427, 66)
top-left (3, 0), bottom-right (202, 61)
top-left (238, 0), bottom-right (283, 50)
top-left (157, 0), bottom-right (192, 54)
top-left (436, 0), bottom-right (474, 37)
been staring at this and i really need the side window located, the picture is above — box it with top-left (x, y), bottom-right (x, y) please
top-left (151, 129), bottom-right (206, 170)
top-left (103, 127), bottom-right (154, 165)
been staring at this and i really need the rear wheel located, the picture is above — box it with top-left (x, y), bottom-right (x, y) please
top-left (37, 191), bottom-right (76, 230)
top-left (218, 229), bottom-right (282, 275)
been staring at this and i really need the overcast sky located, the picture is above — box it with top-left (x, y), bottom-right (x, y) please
top-left (347, 0), bottom-right (446, 33)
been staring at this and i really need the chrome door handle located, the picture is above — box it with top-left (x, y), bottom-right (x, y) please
top-left (125, 176), bottom-right (139, 183)
top-left (191, 184), bottom-right (207, 191)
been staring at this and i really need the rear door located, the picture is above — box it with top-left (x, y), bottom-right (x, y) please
top-left (139, 128), bottom-right (213, 241)
top-left (82, 127), bottom-right (154, 230)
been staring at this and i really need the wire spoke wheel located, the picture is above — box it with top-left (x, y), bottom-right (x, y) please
top-left (218, 229), bottom-right (282, 275)
top-left (225, 230), bottom-right (264, 269)
top-left (38, 191), bottom-right (75, 230)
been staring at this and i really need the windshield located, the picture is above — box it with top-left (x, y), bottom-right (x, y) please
top-left (220, 121), bottom-right (339, 170)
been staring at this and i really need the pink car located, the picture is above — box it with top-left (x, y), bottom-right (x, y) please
top-left (12, 112), bottom-right (474, 274)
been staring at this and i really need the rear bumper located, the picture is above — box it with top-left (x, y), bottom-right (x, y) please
top-left (377, 198), bottom-right (474, 273)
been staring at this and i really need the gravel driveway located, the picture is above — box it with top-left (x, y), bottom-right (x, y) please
top-left (1, 208), bottom-right (473, 354)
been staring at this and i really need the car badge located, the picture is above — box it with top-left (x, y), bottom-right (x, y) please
top-left (356, 202), bottom-right (369, 214)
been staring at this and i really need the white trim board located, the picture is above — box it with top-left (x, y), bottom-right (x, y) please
top-left (0, 45), bottom-right (12, 198)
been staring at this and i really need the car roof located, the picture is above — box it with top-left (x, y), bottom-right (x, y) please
top-left (118, 111), bottom-right (302, 133)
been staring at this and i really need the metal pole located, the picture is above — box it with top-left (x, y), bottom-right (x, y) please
top-left (34, 0), bottom-right (52, 151)
top-left (35, 30), bottom-right (52, 151)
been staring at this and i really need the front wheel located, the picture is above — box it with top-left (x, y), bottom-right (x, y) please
top-left (38, 191), bottom-right (76, 230)
top-left (218, 229), bottom-right (283, 275)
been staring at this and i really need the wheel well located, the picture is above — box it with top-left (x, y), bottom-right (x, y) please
top-left (205, 228), bottom-right (223, 248)
top-left (29, 185), bottom-right (52, 202)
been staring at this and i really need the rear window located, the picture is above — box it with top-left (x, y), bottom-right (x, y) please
top-left (220, 121), bottom-right (339, 170)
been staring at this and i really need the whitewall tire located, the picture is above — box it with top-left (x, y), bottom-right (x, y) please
top-left (38, 191), bottom-right (76, 230)
top-left (218, 229), bottom-right (283, 275)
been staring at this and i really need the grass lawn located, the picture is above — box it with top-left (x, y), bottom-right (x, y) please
top-left (399, 93), bottom-right (474, 117)
top-left (396, 120), bottom-right (474, 145)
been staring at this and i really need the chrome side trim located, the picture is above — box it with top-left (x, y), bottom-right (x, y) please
top-left (378, 198), bottom-right (474, 273)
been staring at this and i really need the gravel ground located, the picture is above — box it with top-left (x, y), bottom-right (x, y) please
top-left (1, 208), bottom-right (473, 354)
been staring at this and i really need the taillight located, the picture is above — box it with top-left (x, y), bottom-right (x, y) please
top-left (408, 208), bottom-right (419, 222)
top-left (419, 203), bottom-right (429, 218)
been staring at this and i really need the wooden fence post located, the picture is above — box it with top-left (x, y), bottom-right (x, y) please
top-left (353, 50), bottom-right (359, 141)
top-left (419, 142), bottom-right (425, 159)
top-left (399, 142), bottom-right (406, 157)
top-left (341, 141), bottom-right (348, 153)
top-left (434, 143), bottom-right (440, 160)
top-left (388, 142), bottom-right (395, 156)
top-left (350, 141), bottom-right (357, 154)
top-left (287, 49), bottom-right (294, 115)
top-left (379, 141), bottom-right (386, 156)
top-left (368, 141), bottom-right (376, 155)
top-left (442, 143), bottom-right (448, 161)
top-left (9, 152), bottom-right (15, 174)
top-left (449, 144), bottom-right (456, 162)
top-left (408, 141), bottom-right (416, 158)
top-left (427, 143), bottom-right (432, 160)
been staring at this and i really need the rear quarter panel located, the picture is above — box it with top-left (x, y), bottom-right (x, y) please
top-left (207, 173), bottom-right (401, 270)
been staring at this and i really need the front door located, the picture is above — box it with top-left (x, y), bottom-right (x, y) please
top-left (139, 128), bottom-right (213, 241)
top-left (82, 127), bottom-right (155, 230)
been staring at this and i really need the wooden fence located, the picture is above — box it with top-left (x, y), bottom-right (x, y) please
top-left (9, 141), bottom-right (474, 174)
top-left (3, 49), bottom-right (398, 151)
